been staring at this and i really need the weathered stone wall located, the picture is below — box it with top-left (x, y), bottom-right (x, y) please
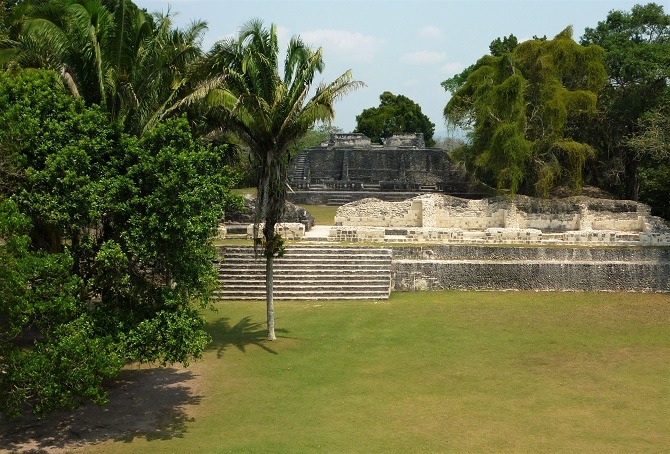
top-left (330, 194), bottom-right (670, 247)
top-left (335, 198), bottom-right (421, 227)
top-left (306, 148), bottom-right (449, 186)
top-left (432, 198), bottom-right (506, 230)
top-left (391, 244), bottom-right (670, 261)
top-left (382, 133), bottom-right (425, 148)
top-left (392, 260), bottom-right (670, 292)
top-left (328, 226), bottom-right (385, 242)
top-left (336, 194), bottom-right (669, 235)
top-left (391, 245), bottom-right (670, 292)
top-left (328, 133), bottom-right (370, 148)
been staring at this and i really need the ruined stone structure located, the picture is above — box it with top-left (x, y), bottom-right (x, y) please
top-left (331, 194), bottom-right (670, 246)
top-left (391, 245), bottom-right (670, 292)
top-left (217, 194), bottom-right (670, 295)
top-left (287, 133), bottom-right (486, 205)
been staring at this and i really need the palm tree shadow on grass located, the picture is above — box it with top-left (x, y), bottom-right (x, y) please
top-left (207, 316), bottom-right (289, 357)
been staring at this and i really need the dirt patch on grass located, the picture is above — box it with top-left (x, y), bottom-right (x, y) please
top-left (0, 365), bottom-right (202, 453)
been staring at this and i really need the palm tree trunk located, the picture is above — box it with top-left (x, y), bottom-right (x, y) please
top-left (265, 253), bottom-right (276, 341)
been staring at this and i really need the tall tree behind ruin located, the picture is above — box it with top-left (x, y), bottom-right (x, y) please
top-left (580, 2), bottom-right (670, 202)
top-left (355, 91), bottom-right (436, 147)
top-left (444, 27), bottom-right (606, 196)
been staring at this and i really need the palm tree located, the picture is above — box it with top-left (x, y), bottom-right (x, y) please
top-left (12, 0), bottom-right (206, 136)
top-left (184, 20), bottom-right (362, 340)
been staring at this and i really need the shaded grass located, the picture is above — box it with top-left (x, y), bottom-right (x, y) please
top-left (88, 291), bottom-right (670, 453)
top-left (302, 204), bottom-right (338, 226)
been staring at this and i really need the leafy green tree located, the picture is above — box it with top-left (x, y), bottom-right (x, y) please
top-left (0, 1), bottom-right (7, 38)
top-left (627, 102), bottom-right (670, 219)
top-left (488, 34), bottom-right (519, 57)
top-left (354, 91), bottom-right (436, 147)
top-left (0, 69), bottom-right (239, 417)
top-left (627, 103), bottom-right (670, 162)
top-left (0, 0), bottom-right (21, 63)
top-left (444, 27), bottom-right (606, 195)
top-left (9, 0), bottom-right (206, 136)
top-left (181, 20), bottom-right (361, 340)
top-left (441, 34), bottom-right (519, 96)
top-left (580, 2), bottom-right (670, 201)
top-left (0, 197), bottom-right (110, 417)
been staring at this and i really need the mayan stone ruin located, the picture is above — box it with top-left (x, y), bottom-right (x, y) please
top-left (287, 133), bottom-right (486, 206)
top-left (330, 194), bottom-right (670, 246)
top-left (218, 133), bottom-right (670, 295)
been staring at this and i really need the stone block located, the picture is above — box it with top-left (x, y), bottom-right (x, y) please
top-left (276, 223), bottom-right (306, 240)
top-left (564, 230), bottom-right (616, 244)
top-left (246, 222), bottom-right (305, 240)
top-left (406, 227), bottom-right (464, 242)
top-left (640, 232), bottom-right (670, 246)
top-left (484, 228), bottom-right (542, 244)
top-left (328, 226), bottom-right (385, 242)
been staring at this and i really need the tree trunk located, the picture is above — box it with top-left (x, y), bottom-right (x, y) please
top-left (265, 254), bottom-right (276, 341)
top-left (625, 153), bottom-right (639, 201)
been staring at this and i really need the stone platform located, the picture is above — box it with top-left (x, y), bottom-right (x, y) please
top-left (215, 244), bottom-right (670, 296)
top-left (216, 194), bottom-right (670, 296)
top-left (330, 194), bottom-right (670, 247)
top-left (391, 245), bottom-right (670, 292)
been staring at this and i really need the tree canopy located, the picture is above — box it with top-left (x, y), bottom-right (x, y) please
top-left (580, 2), bottom-right (670, 205)
top-left (4, 0), bottom-right (206, 136)
top-left (355, 91), bottom-right (436, 147)
top-left (441, 34), bottom-right (520, 96)
top-left (444, 27), bottom-right (606, 195)
top-left (0, 69), bottom-right (239, 417)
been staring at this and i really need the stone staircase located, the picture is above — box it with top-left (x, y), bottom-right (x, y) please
top-left (288, 151), bottom-right (309, 182)
top-left (326, 194), bottom-right (354, 206)
top-left (215, 246), bottom-right (392, 300)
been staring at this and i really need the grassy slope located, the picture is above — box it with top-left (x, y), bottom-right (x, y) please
top-left (88, 291), bottom-right (670, 453)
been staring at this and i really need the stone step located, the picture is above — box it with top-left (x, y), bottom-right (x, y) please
top-left (218, 284), bottom-right (390, 293)
top-left (213, 292), bottom-right (389, 301)
top-left (218, 266), bottom-right (392, 273)
top-left (218, 246), bottom-right (392, 254)
top-left (214, 288), bottom-right (388, 300)
top-left (218, 268), bottom-right (387, 281)
top-left (217, 253), bottom-right (392, 260)
top-left (218, 268), bottom-right (390, 277)
top-left (216, 245), bottom-right (392, 300)
top-left (217, 260), bottom-right (391, 268)
top-left (218, 277), bottom-right (390, 286)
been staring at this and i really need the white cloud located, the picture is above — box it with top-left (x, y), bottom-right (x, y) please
top-left (401, 50), bottom-right (447, 65)
top-left (419, 26), bottom-right (443, 40)
top-left (300, 29), bottom-right (381, 63)
top-left (276, 26), bottom-right (292, 44)
top-left (440, 62), bottom-right (465, 76)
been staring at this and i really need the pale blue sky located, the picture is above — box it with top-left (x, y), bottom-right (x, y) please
top-left (135, 0), bottom-right (648, 136)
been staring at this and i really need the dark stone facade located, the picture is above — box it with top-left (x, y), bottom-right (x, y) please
top-left (288, 133), bottom-right (486, 199)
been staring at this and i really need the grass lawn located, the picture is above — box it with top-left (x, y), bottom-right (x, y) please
top-left (85, 291), bottom-right (669, 453)
top-left (302, 204), bottom-right (338, 226)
